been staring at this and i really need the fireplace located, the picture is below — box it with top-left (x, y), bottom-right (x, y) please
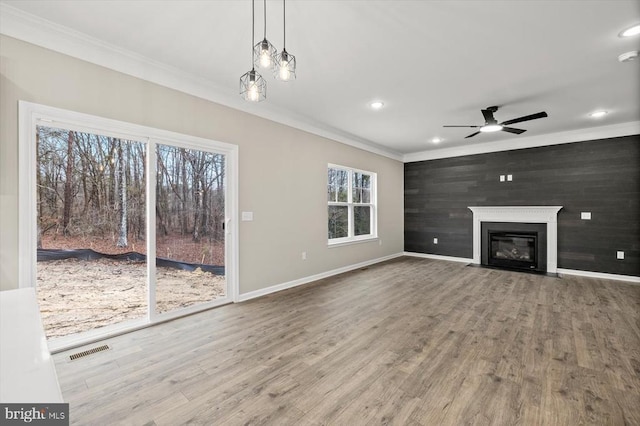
top-left (490, 232), bottom-right (537, 268)
top-left (469, 206), bottom-right (562, 273)
top-left (481, 222), bottom-right (547, 273)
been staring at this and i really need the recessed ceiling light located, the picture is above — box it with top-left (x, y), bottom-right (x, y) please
top-left (619, 23), bottom-right (640, 38)
top-left (370, 101), bottom-right (384, 110)
top-left (618, 50), bottom-right (639, 62)
top-left (431, 137), bottom-right (442, 144)
top-left (589, 110), bottom-right (608, 118)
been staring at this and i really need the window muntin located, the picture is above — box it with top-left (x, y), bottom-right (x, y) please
top-left (327, 165), bottom-right (376, 244)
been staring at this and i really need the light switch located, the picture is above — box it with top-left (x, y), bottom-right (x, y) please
top-left (500, 175), bottom-right (505, 182)
top-left (241, 211), bottom-right (254, 221)
top-left (507, 174), bottom-right (513, 181)
top-left (581, 212), bottom-right (591, 220)
top-left (433, 238), bottom-right (438, 244)
top-left (617, 251), bottom-right (625, 260)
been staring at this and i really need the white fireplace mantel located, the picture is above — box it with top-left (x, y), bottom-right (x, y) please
top-left (468, 206), bottom-right (563, 273)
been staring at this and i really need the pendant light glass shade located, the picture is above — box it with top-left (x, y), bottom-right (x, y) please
top-left (240, 0), bottom-right (266, 102)
top-left (275, 49), bottom-right (296, 81)
top-left (240, 68), bottom-right (266, 102)
top-left (275, 0), bottom-right (296, 81)
top-left (254, 38), bottom-right (277, 70)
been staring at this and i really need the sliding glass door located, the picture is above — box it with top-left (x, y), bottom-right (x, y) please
top-left (36, 126), bottom-right (148, 338)
top-left (22, 102), bottom-right (237, 350)
top-left (154, 144), bottom-right (227, 314)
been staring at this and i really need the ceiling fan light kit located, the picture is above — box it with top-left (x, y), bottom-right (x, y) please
top-left (241, 0), bottom-right (297, 101)
top-left (480, 124), bottom-right (503, 133)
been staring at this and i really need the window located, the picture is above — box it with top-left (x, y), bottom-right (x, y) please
top-left (327, 164), bottom-right (377, 244)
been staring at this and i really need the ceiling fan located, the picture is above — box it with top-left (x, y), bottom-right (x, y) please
top-left (443, 106), bottom-right (548, 138)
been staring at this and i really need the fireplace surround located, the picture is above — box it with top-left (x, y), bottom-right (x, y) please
top-left (469, 206), bottom-right (562, 273)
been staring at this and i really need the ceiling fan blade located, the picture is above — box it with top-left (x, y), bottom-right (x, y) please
top-left (465, 131), bottom-right (481, 138)
top-left (500, 111), bottom-right (548, 126)
top-left (501, 127), bottom-right (526, 135)
top-left (443, 125), bottom-right (480, 128)
top-left (481, 109), bottom-right (496, 123)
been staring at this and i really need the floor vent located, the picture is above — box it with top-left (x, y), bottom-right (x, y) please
top-left (69, 344), bottom-right (110, 361)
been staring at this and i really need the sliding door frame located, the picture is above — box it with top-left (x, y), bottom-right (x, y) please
top-left (18, 101), bottom-right (239, 352)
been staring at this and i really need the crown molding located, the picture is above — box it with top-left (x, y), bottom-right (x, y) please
top-left (0, 4), bottom-right (403, 162)
top-left (403, 121), bottom-right (640, 163)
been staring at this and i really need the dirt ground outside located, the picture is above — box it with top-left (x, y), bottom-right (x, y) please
top-left (37, 258), bottom-right (226, 338)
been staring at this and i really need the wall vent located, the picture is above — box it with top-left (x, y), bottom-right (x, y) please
top-left (69, 344), bottom-right (110, 361)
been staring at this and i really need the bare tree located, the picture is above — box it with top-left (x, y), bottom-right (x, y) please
top-left (116, 139), bottom-right (128, 248)
top-left (62, 131), bottom-right (75, 235)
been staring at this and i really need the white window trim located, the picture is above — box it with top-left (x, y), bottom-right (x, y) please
top-left (18, 101), bottom-right (239, 352)
top-left (327, 163), bottom-right (377, 247)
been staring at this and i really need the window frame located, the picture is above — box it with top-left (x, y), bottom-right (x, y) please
top-left (327, 163), bottom-right (377, 246)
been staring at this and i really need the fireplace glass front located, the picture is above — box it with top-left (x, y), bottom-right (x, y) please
top-left (488, 231), bottom-right (537, 270)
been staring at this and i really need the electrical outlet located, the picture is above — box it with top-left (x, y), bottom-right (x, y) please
top-left (617, 251), bottom-right (624, 260)
top-left (507, 174), bottom-right (513, 181)
top-left (433, 238), bottom-right (438, 244)
top-left (302, 251), bottom-right (307, 260)
top-left (581, 212), bottom-right (591, 220)
top-left (499, 175), bottom-right (505, 182)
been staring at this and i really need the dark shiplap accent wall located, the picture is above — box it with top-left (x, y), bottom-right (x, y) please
top-left (404, 135), bottom-right (640, 276)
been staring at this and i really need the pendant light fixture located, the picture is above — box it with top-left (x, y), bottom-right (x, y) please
top-left (274, 0), bottom-right (296, 81)
top-left (254, 0), bottom-right (277, 70)
top-left (240, 0), bottom-right (266, 102)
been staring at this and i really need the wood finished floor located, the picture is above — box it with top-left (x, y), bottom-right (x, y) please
top-left (53, 257), bottom-right (640, 425)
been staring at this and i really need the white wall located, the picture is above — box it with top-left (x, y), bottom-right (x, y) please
top-left (0, 35), bottom-right (404, 294)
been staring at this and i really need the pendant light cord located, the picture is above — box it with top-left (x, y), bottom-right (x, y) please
top-left (283, 0), bottom-right (286, 48)
top-left (251, 0), bottom-right (255, 66)
top-left (263, 0), bottom-right (267, 39)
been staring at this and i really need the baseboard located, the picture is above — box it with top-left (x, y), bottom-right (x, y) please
top-left (403, 253), bottom-right (639, 284)
top-left (403, 251), bottom-right (473, 264)
top-left (557, 268), bottom-right (640, 284)
top-left (237, 252), bottom-right (405, 302)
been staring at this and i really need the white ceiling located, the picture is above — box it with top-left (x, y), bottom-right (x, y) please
top-left (1, 1), bottom-right (639, 159)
